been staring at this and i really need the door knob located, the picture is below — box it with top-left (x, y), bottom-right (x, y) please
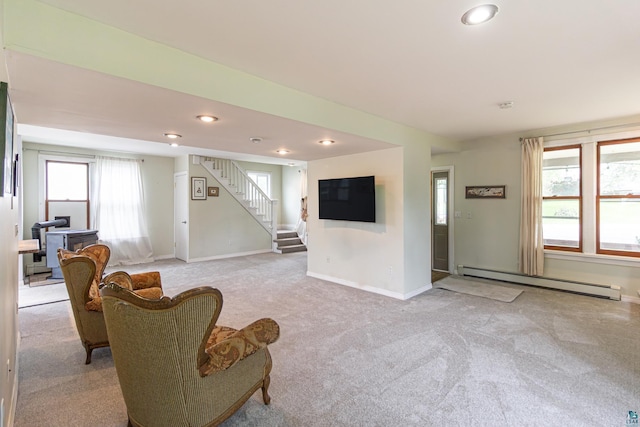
top-left (181, 221), bottom-right (187, 224)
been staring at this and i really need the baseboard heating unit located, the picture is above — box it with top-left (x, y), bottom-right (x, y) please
top-left (458, 265), bottom-right (621, 301)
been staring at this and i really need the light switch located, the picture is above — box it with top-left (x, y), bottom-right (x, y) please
top-left (454, 211), bottom-right (461, 218)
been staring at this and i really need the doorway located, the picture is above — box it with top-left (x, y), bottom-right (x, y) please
top-left (431, 166), bottom-right (454, 278)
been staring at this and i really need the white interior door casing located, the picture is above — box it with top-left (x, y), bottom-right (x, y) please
top-left (174, 172), bottom-right (188, 261)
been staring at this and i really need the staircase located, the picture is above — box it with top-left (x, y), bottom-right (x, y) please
top-left (198, 156), bottom-right (306, 254)
top-left (274, 230), bottom-right (307, 254)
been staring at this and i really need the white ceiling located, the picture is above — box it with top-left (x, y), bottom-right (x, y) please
top-left (7, 0), bottom-right (640, 162)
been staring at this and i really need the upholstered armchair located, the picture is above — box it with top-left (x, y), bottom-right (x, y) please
top-left (100, 283), bottom-right (280, 427)
top-left (57, 244), bottom-right (163, 363)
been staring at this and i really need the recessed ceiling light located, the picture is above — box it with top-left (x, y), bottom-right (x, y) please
top-left (461, 4), bottom-right (499, 25)
top-left (250, 137), bottom-right (263, 144)
top-left (276, 149), bottom-right (289, 155)
top-left (197, 115), bottom-right (218, 123)
top-left (499, 101), bottom-right (514, 109)
top-left (164, 133), bottom-right (182, 139)
top-left (319, 139), bottom-right (335, 145)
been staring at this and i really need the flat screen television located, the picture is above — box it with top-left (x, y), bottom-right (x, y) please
top-left (318, 175), bottom-right (376, 222)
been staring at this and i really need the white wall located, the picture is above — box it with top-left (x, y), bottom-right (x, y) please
top-left (401, 137), bottom-right (433, 295)
top-left (433, 116), bottom-right (640, 300)
top-left (307, 147), bottom-right (406, 297)
top-left (0, 50), bottom-right (20, 426)
top-left (187, 161), bottom-right (271, 260)
top-left (434, 136), bottom-right (522, 272)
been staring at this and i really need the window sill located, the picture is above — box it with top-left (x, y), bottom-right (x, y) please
top-left (545, 250), bottom-right (640, 268)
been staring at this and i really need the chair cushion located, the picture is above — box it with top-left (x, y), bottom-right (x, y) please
top-left (200, 318), bottom-right (280, 375)
top-left (85, 287), bottom-right (164, 312)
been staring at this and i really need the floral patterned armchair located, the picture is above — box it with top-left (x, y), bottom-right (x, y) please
top-left (100, 283), bottom-right (280, 427)
top-left (57, 244), bottom-right (163, 363)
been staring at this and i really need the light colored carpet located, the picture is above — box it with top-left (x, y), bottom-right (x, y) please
top-left (15, 252), bottom-right (640, 426)
top-left (435, 276), bottom-right (523, 302)
top-left (18, 281), bottom-right (69, 308)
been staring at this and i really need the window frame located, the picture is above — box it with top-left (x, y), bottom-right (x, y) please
top-left (45, 159), bottom-right (91, 229)
top-left (596, 137), bottom-right (640, 258)
top-left (542, 144), bottom-right (583, 253)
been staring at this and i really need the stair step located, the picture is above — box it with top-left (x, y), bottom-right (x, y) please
top-left (280, 244), bottom-right (307, 254)
top-left (277, 230), bottom-right (298, 239)
top-left (275, 237), bottom-right (302, 247)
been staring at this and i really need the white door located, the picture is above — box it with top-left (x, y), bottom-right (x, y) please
top-left (174, 173), bottom-right (188, 261)
top-left (432, 171), bottom-right (449, 271)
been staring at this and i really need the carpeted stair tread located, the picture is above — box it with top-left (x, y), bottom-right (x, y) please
top-left (280, 244), bottom-right (307, 253)
top-left (274, 237), bottom-right (303, 247)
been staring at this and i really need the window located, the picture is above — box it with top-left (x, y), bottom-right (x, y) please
top-left (434, 176), bottom-right (448, 225)
top-left (597, 138), bottom-right (640, 257)
top-left (248, 171), bottom-right (271, 197)
top-left (542, 146), bottom-right (581, 251)
top-left (47, 161), bottom-right (88, 201)
top-left (45, 160), bottom-right (90, 229)
top-left (542, 135), bottom-right (640, 259)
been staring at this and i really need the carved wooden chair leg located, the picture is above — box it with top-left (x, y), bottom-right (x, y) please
top-left (85, 347), bottom-right (93, 364)
top-left (261, 375), bottom-right (271, 405)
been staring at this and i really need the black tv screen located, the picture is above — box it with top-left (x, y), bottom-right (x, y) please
top-left (318, 176), bottom-right (376, 223)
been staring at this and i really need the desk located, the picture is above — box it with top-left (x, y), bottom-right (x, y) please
top-left (19, 239), bottom-right (40, 254)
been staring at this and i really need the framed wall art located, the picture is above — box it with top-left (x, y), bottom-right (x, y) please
top-left (191, 177), bottom-right (207, 200)
top-left (0, 82), bottom-right (14, 197)
top-left (465, 185), bottom-right (506, 199)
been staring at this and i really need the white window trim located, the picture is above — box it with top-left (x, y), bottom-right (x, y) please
top-left (38, 153), bottom-right (95, 222)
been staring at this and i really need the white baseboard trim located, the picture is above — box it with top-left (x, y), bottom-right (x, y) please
top-left (154, 254), bottom-right (175, 261)
top-left (621, 294), bottom-right (640, 304)
top-left (405, 283), bottom-right (434, 299)
top-left (306, 271), bottom-right (432, 300)
top-left (188, 249), bottom-right (272, 263)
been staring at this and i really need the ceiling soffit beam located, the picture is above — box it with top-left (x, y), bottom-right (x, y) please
top-left (3, 0), bottom-right (457, 151)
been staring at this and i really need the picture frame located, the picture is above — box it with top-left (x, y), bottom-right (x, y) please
top-left (207, 186), bottom-right (219, 197)
top-left (191, 177), bottom-right (207, 200)
top-left (465, 185), bottom-right (506, 199)
top-left (0, 82), bottom-right (14, 197)
top-left (12, 153), bottom-right (19, 197)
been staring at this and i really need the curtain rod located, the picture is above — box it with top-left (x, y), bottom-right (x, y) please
top-left (23, 148), bottom-right (144, 162)
top-left (519, 121), bottom-right (640, 142)
top-left (23, 147), bottom-right (96, 159)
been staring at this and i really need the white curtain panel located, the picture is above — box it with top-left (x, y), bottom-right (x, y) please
top-left (519, 137), bottom-right (544, 275)
top-left (91, 156), bottom-right (154, 265)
